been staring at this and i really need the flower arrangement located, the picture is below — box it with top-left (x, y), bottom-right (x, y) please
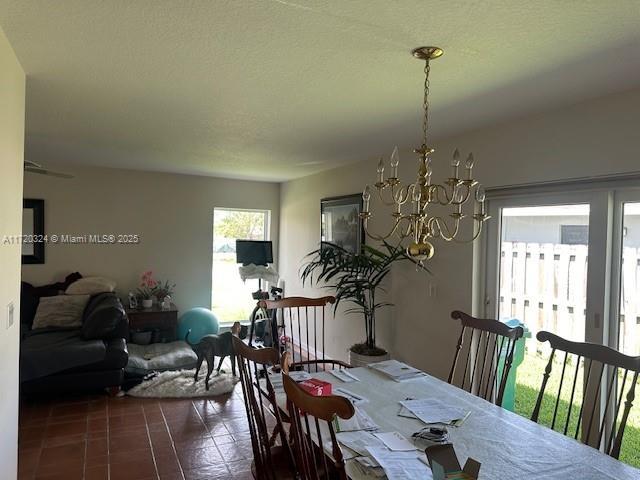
top-left (135, 271), bottom-right (176, 303)
top-left (136, 271), bottom-right (157, 300)
top-left (154, 279), bottom-right (176, 301)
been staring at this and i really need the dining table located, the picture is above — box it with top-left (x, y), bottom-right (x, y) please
top-left (276, 365), bottom-right (640, 479)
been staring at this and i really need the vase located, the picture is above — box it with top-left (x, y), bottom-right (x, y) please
top-left (348, 349), bottom-right (390, 367)
top-left (142, 298), bottom-right (153, 309)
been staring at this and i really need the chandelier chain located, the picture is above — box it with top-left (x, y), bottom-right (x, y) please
top-left (422, 60), bottom-right (430, 148)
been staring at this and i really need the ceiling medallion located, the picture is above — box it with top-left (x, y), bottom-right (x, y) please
top-left (361, 46), bottom-right (490, 264)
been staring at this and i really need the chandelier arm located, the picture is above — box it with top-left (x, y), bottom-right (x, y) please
top-left (363, 216), bottom-right (402, 242)
top-left (451, 217), bottom-right (486, 243)
top-left (394, 184), bottom-right (414, 206)
top-left (397, 215), bottom-right (415, 240)
top-left (432, 215), bottom-right (462, 242)
top-left (451, 183), bottom-right (472, 205)
top-left (429, 184), bottom-right (455, 205)
top-left (375, 185), bottom-right (400, 207)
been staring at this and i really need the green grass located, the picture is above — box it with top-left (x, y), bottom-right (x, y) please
top-left (513, 348), bottom-right (640, 468)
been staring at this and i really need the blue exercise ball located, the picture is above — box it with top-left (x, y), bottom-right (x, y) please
top-left (178, 307), bottom-right (219, 343)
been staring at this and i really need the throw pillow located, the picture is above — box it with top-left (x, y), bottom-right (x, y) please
top-left (66, 277), bottom-right (116, 296)
top-left (32, 295), bottom-right (91, 330)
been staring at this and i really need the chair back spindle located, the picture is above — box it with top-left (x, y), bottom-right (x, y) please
top-left (282, 374), bottom-right (355, 480)
top-left (233, 337), bottom-right (296, 479)
top-left (260, 296), bottom-right (351, 372)
top-left (448, 311), bottom-right (524, 406)
top-left (531, 331), bottom-right (640, 459)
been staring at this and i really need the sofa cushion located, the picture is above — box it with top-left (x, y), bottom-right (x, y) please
top-left (66, 276), bottom-right (116, 296)
top-left (32, 295), bottom-right (91, 330)
top-left (81, 293), bottom-right (128, 340)
top-left (20, 330), bottom-right (107, 382)
top-left (59, 338), bottom-right (129, 373)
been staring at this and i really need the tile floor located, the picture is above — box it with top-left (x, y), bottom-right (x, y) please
top-left (18, 383), bottom-right (257, 480)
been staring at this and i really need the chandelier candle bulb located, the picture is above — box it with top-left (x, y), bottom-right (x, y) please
top-left (412, 185), bottom-right (421, 214)
top-left (475, 187), bottom-right (486, 215)
top-left (363, 186), bottom-right (371, 212)
top-left (465, 153), bottom-right (475, 180)
top-left (377, 158), bottom-right (385, 183)
top-left (451, 153), bottom-right (460, 179)
top-left (390, 147), bottom-right (400, 178)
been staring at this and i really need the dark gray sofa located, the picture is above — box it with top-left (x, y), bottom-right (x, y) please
top-left (20, 279), bottom-right (129, 395)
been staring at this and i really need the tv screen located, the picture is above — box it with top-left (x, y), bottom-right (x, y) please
top-left (236, 240), bottom-right (273, 266)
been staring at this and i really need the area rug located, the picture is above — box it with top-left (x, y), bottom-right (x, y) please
top-left (126, 369), bottom-right (238, 398)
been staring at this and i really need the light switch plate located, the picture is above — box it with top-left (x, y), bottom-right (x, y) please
top-left (7, 302), bottom-right (14, 329)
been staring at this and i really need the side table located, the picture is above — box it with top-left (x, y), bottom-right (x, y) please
top-left (125, 303), bottom-right (179, 342)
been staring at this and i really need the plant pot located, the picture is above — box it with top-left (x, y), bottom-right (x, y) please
top-left (141, 298), bottom-right (153, 309)
top-left (348, 349), bottom-right (390, 367)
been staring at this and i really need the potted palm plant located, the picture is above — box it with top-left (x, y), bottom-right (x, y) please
top-left (301, 241), bottom-right (429, 366)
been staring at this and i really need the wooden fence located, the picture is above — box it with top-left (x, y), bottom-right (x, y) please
top-left (499, 242), bottom-right (640, 355)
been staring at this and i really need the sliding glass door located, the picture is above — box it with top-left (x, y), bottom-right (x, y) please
top-left (484, 185), bottom-right (640, 466)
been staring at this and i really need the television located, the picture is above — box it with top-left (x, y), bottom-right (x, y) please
top-left (236, 240), bottom-right (273, 266)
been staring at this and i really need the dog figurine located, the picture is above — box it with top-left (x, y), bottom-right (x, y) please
top-left (185, 322), bottom-right (246, 390)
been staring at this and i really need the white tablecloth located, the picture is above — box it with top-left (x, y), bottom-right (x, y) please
top-left (281, 367), bottom-right (640, 480)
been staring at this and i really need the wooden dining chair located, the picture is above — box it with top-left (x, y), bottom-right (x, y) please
top-left (448, 310), bottom-right (525, 406)
top-left (232, 336), bottom-right (296, 479)
top-left (259, 296), bottom-right (352, 372)
top-left (531, 331), bottom-right (640, 458)
top-left (282, 373), bottom-right (355, 480)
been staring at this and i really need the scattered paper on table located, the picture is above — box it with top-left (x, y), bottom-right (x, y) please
top-left (288, 371), bottom-right (312, 382)
top-left (336, 430), bottom-right (386, 456)
top-left (367, 447), bottom-right (433, 480)
top-left (354, 457), bottom-right (386, 478)
top-left (369, 359), bottom-right (427, 382)
top-left (329, 369), bottom-right (360, 383)
top-left (373, 431), bottom-right (417, 451)
top-left (397, 404), bottom-right (417, 419)
top-left (334, 387), bottom-right (368, 406)
top-left (399, 398), bottom-right (468, 425)
top-left (336, 406), bottom-right (378, 432)
top-left (322, 439), bottom-right (358, 460)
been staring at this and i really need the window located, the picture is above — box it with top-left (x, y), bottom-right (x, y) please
top-left (212, 208), bottom-right (270, 323)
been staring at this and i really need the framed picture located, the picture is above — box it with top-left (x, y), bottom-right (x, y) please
top-left (22, 199), bottom-right (45, 264)
top-left (320, 194), bottom-right (364, 253)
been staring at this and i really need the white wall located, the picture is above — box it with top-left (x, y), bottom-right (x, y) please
top-left (279, 86), bottom-right (640, 379)
top-left (0, 26), bottom-right (25, 480)
top-left (22, 165), bottom-right (280, 312)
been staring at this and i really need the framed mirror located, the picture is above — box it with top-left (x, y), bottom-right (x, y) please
top-left (22, 199), bottom-right (45, 264)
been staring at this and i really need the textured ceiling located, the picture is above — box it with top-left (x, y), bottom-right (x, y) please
top-left (1, 1), bottom-right (640, 181)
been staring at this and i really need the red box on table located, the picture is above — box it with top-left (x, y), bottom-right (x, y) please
top-left (298, 378), bottom-right (332, 396)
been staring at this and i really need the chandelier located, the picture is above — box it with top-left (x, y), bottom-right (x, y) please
top-left (360, 46), bottom-right (490, 263)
